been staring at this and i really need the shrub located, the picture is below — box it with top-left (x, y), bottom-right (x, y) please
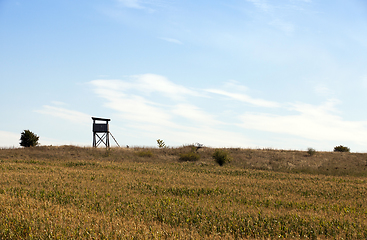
top-left (20, 130), bottom-right (39, 147)
top-left (179, 152), bottom-right (200, 162)
top-left (137, 150), bottom-right (153, 157)
top-left (212, 149), bottom-right (231, 166)
top-left (334, 145), bottom-right (350, 152)
top-left (307, 148), bottom-right (316, 156)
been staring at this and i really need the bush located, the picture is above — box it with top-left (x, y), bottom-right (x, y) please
top-left (212, 149), bottom-right (231, 166)
top-left (334, 145), bottom-right (350, 152)
top-left (20, 130), bottom-right (39, 147)
top-left (137, 150), bottom-right (153, 157)
top-left (307, 148), bottom-right (316, 156)
top-left (179, 152), bottom-right (200, 162)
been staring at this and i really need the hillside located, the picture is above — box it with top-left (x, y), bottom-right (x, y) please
top-left (1, 145), bottom-right (366, 177)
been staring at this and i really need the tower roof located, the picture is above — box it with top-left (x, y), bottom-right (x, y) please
top-left (92, 117), bottom-right (111, 122)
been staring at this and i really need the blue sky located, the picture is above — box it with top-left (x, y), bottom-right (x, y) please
top-left (1, 0), bottom-right (367, 151)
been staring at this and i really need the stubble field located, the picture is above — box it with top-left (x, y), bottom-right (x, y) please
top-left (0, 146), bottom-right (367, 239)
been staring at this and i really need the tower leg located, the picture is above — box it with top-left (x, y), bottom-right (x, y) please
top-left (106, 132), bottom-right (110, 148)
top-left (93, 133), bottom-right (96, 147)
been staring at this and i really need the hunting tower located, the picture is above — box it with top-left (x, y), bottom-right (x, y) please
top-left (92, 117), bottom-right (110, 148)
top-left (91, 117), bottom-right (120, 148)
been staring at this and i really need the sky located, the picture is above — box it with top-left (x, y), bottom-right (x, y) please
top-left (1, 0), bottom-right (367, 152)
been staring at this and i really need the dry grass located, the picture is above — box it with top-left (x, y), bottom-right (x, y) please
top-left (0, 146), bottom-right (367, 239)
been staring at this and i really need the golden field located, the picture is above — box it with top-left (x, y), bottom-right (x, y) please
top-left (0, 145), bottom-right (366, 239)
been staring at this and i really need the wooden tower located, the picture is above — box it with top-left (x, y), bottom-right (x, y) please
top-left (92, 117), bottom-right (111, 148)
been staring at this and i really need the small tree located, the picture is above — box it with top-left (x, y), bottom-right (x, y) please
top-left (157, 139), bottom-right (166, 148)
top-left (20, 130), bottom-right (39, 147)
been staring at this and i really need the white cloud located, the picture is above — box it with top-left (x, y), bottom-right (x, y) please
top-left (135, 74), bottom-right (199, 100)
top-left (91, 74), bottom-right (199, 101)
top-left (0, 130), bottom-right (20, 148)
top-left (89, 74), bottom-right (285, 147)
top-left (91, 76), bottom-right (209, 129)
top-left (35, 106), bottom-right (90, 124)
top-left (238, 99), bottom-right (367, 145)
top-left (89, 74), bottom-right (367, 150)
top-left (89, 75), bottom-right (276, 129)
top-left (106, 94), bottom-right (175, 127)
top-left (38, 136), bottom-right (89, 147)
top-left (90, 77), bottom-right (178, 128)
top-left (171, 104), bottom-right (221, 126)
top-left (51, 101), bottom-right (67, 106)
top-left (116, 0), bottom-right (170, 11)
top-left (206, 89), bottom-right (280, 108)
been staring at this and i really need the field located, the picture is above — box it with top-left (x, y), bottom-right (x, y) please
top-left (0, 146), bottom-right (367, 239)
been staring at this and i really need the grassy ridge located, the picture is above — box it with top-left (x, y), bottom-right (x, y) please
top-left (0, 146), bottom-right (367, 239)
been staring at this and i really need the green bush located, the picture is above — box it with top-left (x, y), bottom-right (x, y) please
top-left (212, 149), bottom-right (231, 166)
top-left (20, 130), bottom-right (39, 147)
top-left (334, 145), bottom-right (350, 152)
top-left (179, 152), bottom-right (200, 162)
top-left (307, 148), bottom-right (316, 156)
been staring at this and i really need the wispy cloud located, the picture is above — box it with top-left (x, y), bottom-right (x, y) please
top-left (314, 83), bottom-right (334, 97)
top-left (91, 74), bottom-right (199, 101)
top-left (206, 89), bottom-right (280, 108)
top-left (89, 74), bottom-right (259, 147)
top-left (90, 74), bottom-right (192, 127)
top-left (0, 130), bottom-right (20, 148)
top-left (116, 0), bottom-right (170, 11)
top-left (89, 74), bottom-right (367, 150)
top-left (135, 74), bottom-right (198, 99)
top-left (117, 0), bottom-right (143, 9)
top-left (239, 99), bottom-right (367, 145)
top-left (269, 19), bottom-right (295, 35)
top-left (35, 106), bottom-right (90, 124)
top-left (245, 0), bottom-right (311, 35)
top-left (51, 101), bottom-right (67, 106)
top-left (246, 0), bottom-right (272, 12)
top-left (171, 104), bottom-right (221, 126)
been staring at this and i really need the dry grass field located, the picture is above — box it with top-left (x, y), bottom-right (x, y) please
top-left (1, 145), bottom-right (367, 239)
